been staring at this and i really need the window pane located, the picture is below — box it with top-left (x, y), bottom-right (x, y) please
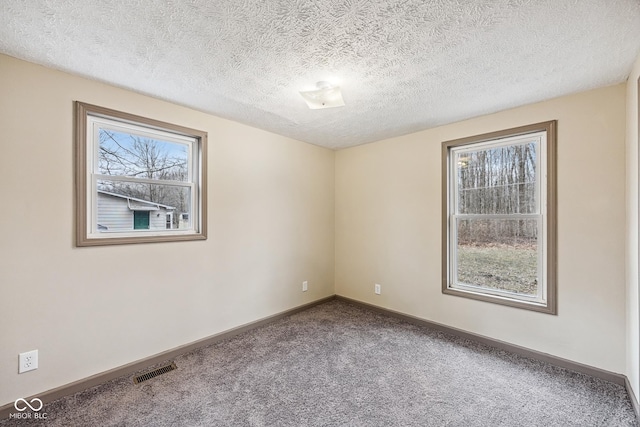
top-left (456, 142), bottom-right (536, 214)
top-left (456, 218), bottom-right (538, 296)
top-left (98, 129), bottom-right (189, 181)
top-left (97, 180), bottom-right (191, 232)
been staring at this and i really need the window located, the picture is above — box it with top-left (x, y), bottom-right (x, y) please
top-left (133, 211), bottom-right (150, 230)
top-left (442, 121), bottom-right (557, 314)
top-left (76, 102), bottom-right (207, 246)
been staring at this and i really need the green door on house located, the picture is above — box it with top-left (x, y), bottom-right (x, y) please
top-left (133, 211), bottom-right (150, 230)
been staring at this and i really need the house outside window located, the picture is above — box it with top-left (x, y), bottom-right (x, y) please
top-left (442, 121), bottom-right (557, 314)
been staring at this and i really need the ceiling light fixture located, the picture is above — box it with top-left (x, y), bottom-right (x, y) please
top-left (299, 81), bottom-right (345, 110)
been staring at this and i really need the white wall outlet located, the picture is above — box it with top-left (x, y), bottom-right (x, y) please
top-left (375, 283), bottom-right (381, 295)
top-left (19, 350), bottom-right (38, 373)
top-left (302, 281), bottom-right (308, 292)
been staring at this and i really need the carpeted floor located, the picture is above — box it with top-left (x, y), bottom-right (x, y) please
top-left (2, 300), bottom-right (637, 426)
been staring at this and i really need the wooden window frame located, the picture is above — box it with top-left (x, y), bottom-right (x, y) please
top-left (75, 102), bottom-right (207, 246)
top-left (441, 121), bottom-right (557, 314)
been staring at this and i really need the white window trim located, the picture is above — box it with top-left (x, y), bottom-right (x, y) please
top-left (76, 102), bottom-right (207, 246)
top-left (441, 121), bottom-right (557, 314)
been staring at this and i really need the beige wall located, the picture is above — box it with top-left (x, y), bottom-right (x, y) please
top-left (627, 53), bottom-right (640, 401)
top-left (0, 54), bottom-right (335, 406)
top-left (336, 84), bottom-right (627, 373)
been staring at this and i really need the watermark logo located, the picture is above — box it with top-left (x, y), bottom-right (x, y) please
top-left (14, 398), bottom-right (43, 412)
top-left (8, 398), bottom-right (47, 420)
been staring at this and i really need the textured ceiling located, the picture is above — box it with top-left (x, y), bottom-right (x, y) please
top-left (1, 1), bottom-right (640, 149)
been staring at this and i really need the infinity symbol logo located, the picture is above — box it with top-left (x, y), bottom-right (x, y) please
top-left (14, 398), bottom-right (43, 412)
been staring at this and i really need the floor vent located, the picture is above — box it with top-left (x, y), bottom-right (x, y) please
top-left (133, 362), bottom-right (177, 384)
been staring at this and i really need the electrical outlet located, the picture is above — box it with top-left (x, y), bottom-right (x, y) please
top-left (375, 283), bottom-right (381, 295)
top-left (19, 350), bottom-right (38, 374)
top-left (302, 281), bottom-right (308, 292)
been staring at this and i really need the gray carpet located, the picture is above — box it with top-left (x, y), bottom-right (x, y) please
top-left (2, 300), bottom-right (637, 426)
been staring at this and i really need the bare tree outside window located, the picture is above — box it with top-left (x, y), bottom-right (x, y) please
top-left (98, 130), bottom-right (190, 228)
top-left (455, 142), bottom-right (538, 295)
